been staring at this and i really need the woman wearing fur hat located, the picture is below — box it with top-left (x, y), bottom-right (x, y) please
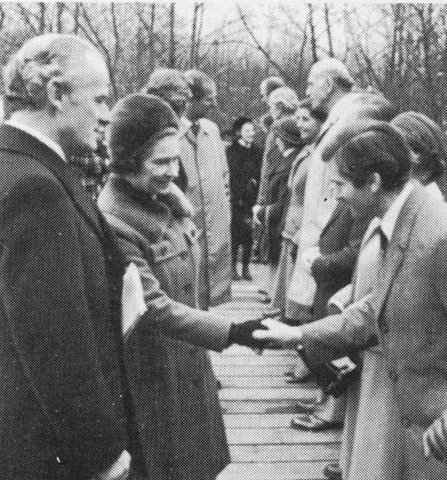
top-left (226, 117), bottom-right (263, 280)
top-left (98, 94), bottom-right (266, 480)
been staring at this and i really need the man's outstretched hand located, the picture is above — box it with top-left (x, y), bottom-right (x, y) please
top-left (229, 319), bottom-right (269, 349)
top-left (252, 319), bottom-right (303, 349)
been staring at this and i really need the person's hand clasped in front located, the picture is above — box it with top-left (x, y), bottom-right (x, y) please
top-left (252, 318), bottom-right (303, 349)
top-left (423, 416), bottom-right (447, 463)
top-left (229, 319), bottom-right (270, 350)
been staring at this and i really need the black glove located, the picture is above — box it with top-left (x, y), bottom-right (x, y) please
top-left (228, 319), bottom-right (268, 349)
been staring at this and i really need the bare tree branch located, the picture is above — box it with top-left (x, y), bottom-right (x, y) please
top-left (237, 5), bottom-right (291, 81)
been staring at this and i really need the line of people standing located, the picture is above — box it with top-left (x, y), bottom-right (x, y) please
top-left (253, 59), bottom-right (447, 480)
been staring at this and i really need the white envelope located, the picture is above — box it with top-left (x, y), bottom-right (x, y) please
top-left (121, 263), bottom-right (147, 336)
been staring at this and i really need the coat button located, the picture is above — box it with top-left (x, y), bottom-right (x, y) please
top-left (380, 322), bottom-right (389, 334)
top-left (192, 377), bottom-right (201, 387)
top-left (388, 370), bottom-right (398, 382)
top-left (401, 416), bottom-right (412, 428)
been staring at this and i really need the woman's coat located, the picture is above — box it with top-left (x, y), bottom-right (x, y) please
top-left (98, 177), bottom-right (230, 480)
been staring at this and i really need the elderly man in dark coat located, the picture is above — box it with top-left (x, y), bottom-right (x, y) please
top-left (0, 34), bottom-right (143, 480)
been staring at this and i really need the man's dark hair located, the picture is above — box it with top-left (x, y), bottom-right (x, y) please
top-left (183, 69), bottom-right (215, 101)
top-left (335, 124), bottom-right (411, 191)
top-left (392, 112), bottom-right (447, 184)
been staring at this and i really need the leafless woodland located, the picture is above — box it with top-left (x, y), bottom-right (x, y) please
top-left (1, 3), bottom-right (447, 128)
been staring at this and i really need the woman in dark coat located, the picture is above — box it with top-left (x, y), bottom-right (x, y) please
top-left (226, 117), bottom-right (263, 280)
top-left (98, 94), bottom-right (265, 480)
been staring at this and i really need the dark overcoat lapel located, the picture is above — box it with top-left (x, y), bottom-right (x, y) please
top-left (0, 125), bottom-right (106, 245)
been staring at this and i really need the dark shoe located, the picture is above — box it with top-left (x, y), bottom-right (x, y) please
top-left (290, 414), bottom-right (342, 431)
top-left (294, 399), bottom-right (318, 413)
top-left (263, 308), bottom-right (282, 319)
top-left (257, 288), bottom-right (269, 295)
top-left (323, 463), bottom-right (342, 480)
top-left (242, 265), bottom-right (253, 281)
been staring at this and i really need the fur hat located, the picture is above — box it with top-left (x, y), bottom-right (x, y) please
top-left (108, 94), bottom-right (179, 174)
top-left (232, 116), bottom-right (253, 134)
top-left (274, 116), bottom-right (302, 147)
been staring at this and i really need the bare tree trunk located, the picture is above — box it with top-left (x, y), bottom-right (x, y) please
top-left (416, 5), bottom-right (438, 119)
top-left (149, 4), bottom-right (156, 72)
top-left (169, 3), bottom-right (176, 68)
top-left (324, 5), bottom-right (334, 57)
top-left (190, 3), bottom-right (199, 68)
top-left (237, 5), bottom-right (291, 81)
top-left (73, 3), bottom-right (80, 34)
top-left (56, 2), bottom-right (63, 33)
top-left (39, 2), bottom-right (46, 33)
top-left (309, 4), bottom-right (318, 62)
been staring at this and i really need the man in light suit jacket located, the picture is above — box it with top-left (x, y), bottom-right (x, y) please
top-left (286, 59), bottom-right (396, 320)
top-left (0, 34), bottom-right (143, 480)
top-left (179, 70), bottom-right (232, 309)
top-left (255, 120), bottom-right (447, 479)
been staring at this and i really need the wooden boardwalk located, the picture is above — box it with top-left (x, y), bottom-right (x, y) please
top-left (212, 265), bottom-right (341, 480)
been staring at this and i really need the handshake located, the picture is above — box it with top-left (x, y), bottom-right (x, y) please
top-left (229, 317), bottom-right (304, 350)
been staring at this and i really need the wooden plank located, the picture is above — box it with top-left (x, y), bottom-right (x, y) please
top-left (218, 376), bottom-right (316, 388)
top-left (215, 303), bottom-right (267, 313)
top-left (211, 345), bottom-right (295, 356)
top-left (211, 355), bottom-right (298, 366)
top-left (217, 461), bottom-right (331, 480)
top-left (230, 443), bottom-right (340, 463)
top-left (223, 413), bottom-right (307, 429)
top-left (213, 364), bottom-right (296, 377)
top-left (219, 387), bottom-right (318, 402)
top-left (226, 427), bottom-right (341, 445)
top-left (221, 400), bottom-right (313, 414)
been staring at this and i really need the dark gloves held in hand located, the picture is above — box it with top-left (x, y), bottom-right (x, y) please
top-left (229, 319), bottom-right (268, 349)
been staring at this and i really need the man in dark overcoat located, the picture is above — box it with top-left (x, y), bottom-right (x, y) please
top-left (0, 34), bottom-right (142, 480)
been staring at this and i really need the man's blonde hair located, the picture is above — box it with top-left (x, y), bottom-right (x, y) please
top-left (268, 87), bottom-right (299, 114)
top-left (311, 58), bottom-right (354, 91)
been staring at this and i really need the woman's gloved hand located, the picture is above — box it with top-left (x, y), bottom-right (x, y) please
top-left (229, 319), bottom-right (269, 349)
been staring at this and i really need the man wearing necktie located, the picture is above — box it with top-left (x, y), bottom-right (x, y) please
top-left (0, 34), bottom-right (143, 480)
top-left (178, 70), bottom-right (232, 310)
top-left (255, 120), bottom-right (447, 480)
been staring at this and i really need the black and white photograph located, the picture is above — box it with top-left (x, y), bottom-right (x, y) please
top-left (1, 2), bottom-right (447, 479)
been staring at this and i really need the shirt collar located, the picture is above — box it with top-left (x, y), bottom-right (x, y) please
top-left (322, 94), bottom-right (353, 129)
top-left (283, 147), bottom-right (295, 157)
top-left (361, 216), bottom-right (381, 247)
top-left (5, 120), bottom-right (66, 162)
top-left (380, 182), bottom-right (414, 241)
top-left (181, 116), bottom-right (192, 130)
top-left (425, 181), bottom-right (444, 201)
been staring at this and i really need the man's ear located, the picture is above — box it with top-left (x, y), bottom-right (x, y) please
top-left (370, 172), bottom-right (382, 193)
top-left (46, 78), bottom-right (65, 111)
top-left (324, 76), bottom-right (335, 97)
